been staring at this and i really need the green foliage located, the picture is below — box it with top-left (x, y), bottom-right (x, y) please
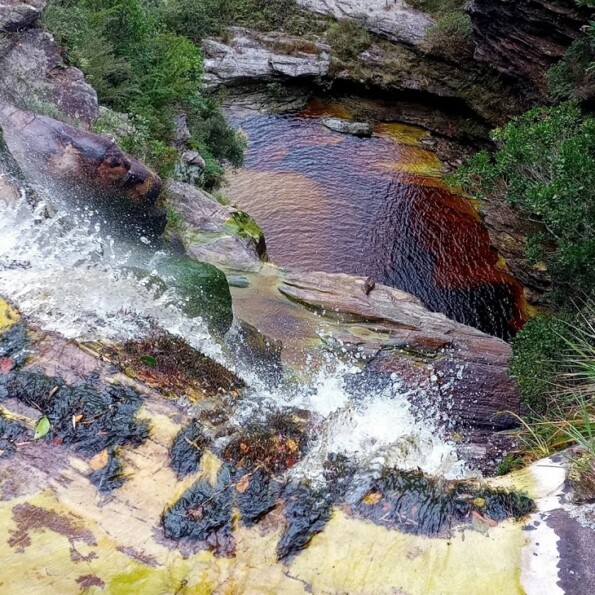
top-left (161, 0), bottom-right (230, 41)
top-left (548, 33), bottom-right (595, 102)
top-left (454, 102), bottom-right (595, 299)
top-left (422, 11), bottom-right (473, 56)
top-left (44, 0), bottom-right (245, 188)
top-left (406, 0), bottom-right (467, 16)
top-left (326, 19), bottom-right (372, 62)
top-left (510, 315), bottom-right (570, 413)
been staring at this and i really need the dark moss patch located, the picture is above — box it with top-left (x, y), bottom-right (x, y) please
top-left (105, 329), bottom-right (244, 401)
top-left (0, 322), bottom-right (28, 369)
top-left (2, 370), bottom-right (149, 457)
top-left (0, 413), bottom-right (28, 458)
top-left (277, 482), bottom-right (333, 561)
top-left (89, 449), bottom-right (128, 494)
top-left (162, 465), bottom-right (234, 556)
top-left (348, 469), bottom-right (535, 536)
top-left (170, 422), bottom-right (208, 479)
top-left (234, 467), bottom-right (282, 527)
top-left (222, 411), bottom-right (309, 473)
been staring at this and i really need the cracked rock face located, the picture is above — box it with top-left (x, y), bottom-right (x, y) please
top-left (469, 0), bottom-right (593, 95)
top-left (0, 0), bottom-right (46, 32)
top-left (203, 27), bottom-right (330, 87)
top-left (0, 29), bottom-right (99, 127)
top-left (296, 0), bottom-right (434, 45)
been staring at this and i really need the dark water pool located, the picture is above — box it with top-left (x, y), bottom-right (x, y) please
top-left (225, 104), bottom-right (526, 339)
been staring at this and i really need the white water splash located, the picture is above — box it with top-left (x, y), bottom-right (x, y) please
top-left (0, 189), bottom-right (472, 482)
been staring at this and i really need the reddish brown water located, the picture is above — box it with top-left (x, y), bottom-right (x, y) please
top-left (225, 103), bottom-right (526, 339)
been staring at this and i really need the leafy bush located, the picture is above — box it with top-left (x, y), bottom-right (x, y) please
top-left (453, 102), bottom-right (595, 300)
top-left (44, 0), bottom-right (244, 188)
top-left (510, 315), bottom-right (570, 413)
top-left (326, 19), bottom-right (372, 62)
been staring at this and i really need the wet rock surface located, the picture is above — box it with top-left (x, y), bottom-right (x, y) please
top-left (297, 0), bottom-right (434, 45)
top-left (0, 104), bottom-right (164, 233)
top-left (166, 180), bottom-right (265, 272)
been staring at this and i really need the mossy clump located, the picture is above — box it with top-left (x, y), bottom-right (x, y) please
top-left (161, 466), bottom-right (234, 555)
top-left (89, 449), bottom-right (128, 493)
top-left (156, 256), bottom-right (233, 336)
top-left (222, 411), bottom-right (309, 473)
top-left (1, 371), bottom-right (150, 457)
top-left (277, 482), bottom-right (333, 561)
top-left (349, 469), bottom-right (535, 536)
top-left (170, 423), bottom-right (209, 478)
top-left (112, 329), bottom-right (244, 400)
top-left (0, 413), bottom-right (28, 458)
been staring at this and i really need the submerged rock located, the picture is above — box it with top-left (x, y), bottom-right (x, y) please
top-left (155, 256), bottom-right (233, 336)
top-left (322, 117), bottom-right (373, 137)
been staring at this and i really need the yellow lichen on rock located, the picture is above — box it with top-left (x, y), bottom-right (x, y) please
top-left (290, 510), bottom-right (526, 595)
top-left (0, 297), bottom-right (20, 333)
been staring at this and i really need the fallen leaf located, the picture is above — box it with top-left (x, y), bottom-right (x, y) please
top-left (140, 355), bottom-right (157, 367)
top-left (473, 497), bottom-right (486, 509)
top-left (89, 448), bottom-right (109, 471)
top-left (49, 386), bottom-right (60, 398)
top-left (72, 414), bottom-right (83, 430)
top-left (34, 416), bottom-right (51, 440)
top-left (363, 492), bottom-right (382, 505)
top-left (235, 475), bottom-right (250, 494)
top-left (471, 510), bottom-right (498, 527)
top-left (0, 357), bottom-right (14, 374)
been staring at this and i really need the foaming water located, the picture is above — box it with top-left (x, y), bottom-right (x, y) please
top-left (225, 104), bottom-right (526, 339)
top-left (0, 190), bottom-right (471, 481)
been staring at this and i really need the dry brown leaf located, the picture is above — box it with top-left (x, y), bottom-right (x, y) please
top-left (362, 492), bottom-right (382, 505)
top-left (89, 448), bottom-right (109, 471)
top-left (235, 475), bottom-right (250, 494)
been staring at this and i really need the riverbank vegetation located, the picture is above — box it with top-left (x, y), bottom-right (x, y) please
top-left (454, 0), bottom-right (595, 469)
top-left (43, 0), bottom-right (245, 186)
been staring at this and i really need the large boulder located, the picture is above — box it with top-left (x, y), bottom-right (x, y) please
top-left (0, 29), bottom-right (98, 126)
top-left (0, 0), bottom-right (46, 32)
top-left (296, 0), bottom-right (434, 46)
top-left (203, 27), bottom-right (330, 87)
top-left (166, 181), bottom-right (265, 272)
top-left (279, 270), bottom-right (519, 466)
top-left (155, 256), bottom-right (233, 336)
top-left (0, 103), bottom-right (164, 233)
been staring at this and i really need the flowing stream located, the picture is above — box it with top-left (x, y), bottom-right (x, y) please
top-left (0, 187), bottom-right (471, 483)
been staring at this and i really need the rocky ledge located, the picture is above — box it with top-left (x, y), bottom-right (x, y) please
top-left (276, 270), bottom-right (519, 470)
top-left (296, 0), bottom-right (434, 46)
top-left (203, 27), bottom-right (330, 88)
top-left (469, 0), bottom-right (594, 97)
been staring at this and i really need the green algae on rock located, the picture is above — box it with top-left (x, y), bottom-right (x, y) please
top-left (155, 256), bottom-right (233, 336)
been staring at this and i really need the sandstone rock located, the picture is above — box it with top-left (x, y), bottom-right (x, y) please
top-left (0, 103), bottom-right (164, 233)
top-left (296, 0), bottom-right (434, 45)
top-left (203, 28), bottom-right (330, 87)
top-left (469, 0), bottom-right (593, 96)
top-left (0, 29), bottom-right (99, 127)
top-left (279, 271), bottom-right (519, 443)
top-left (322, 117), bottom-right (373, 137)
top-left (166, 181), bottom-right (265, 272)
top-left (0, 0), bottom-right (46, 32)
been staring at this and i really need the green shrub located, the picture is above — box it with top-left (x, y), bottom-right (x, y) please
top-left (510, 315), bottom-right (570, 413)
top-left (326, 19), bottom-right (372, 62)
top-left (421, 11), bottom-right (473, 56)
top-left (43, 0), bottom-right (245, 188)
top-left (453, 102), bottom-right (595, 300)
